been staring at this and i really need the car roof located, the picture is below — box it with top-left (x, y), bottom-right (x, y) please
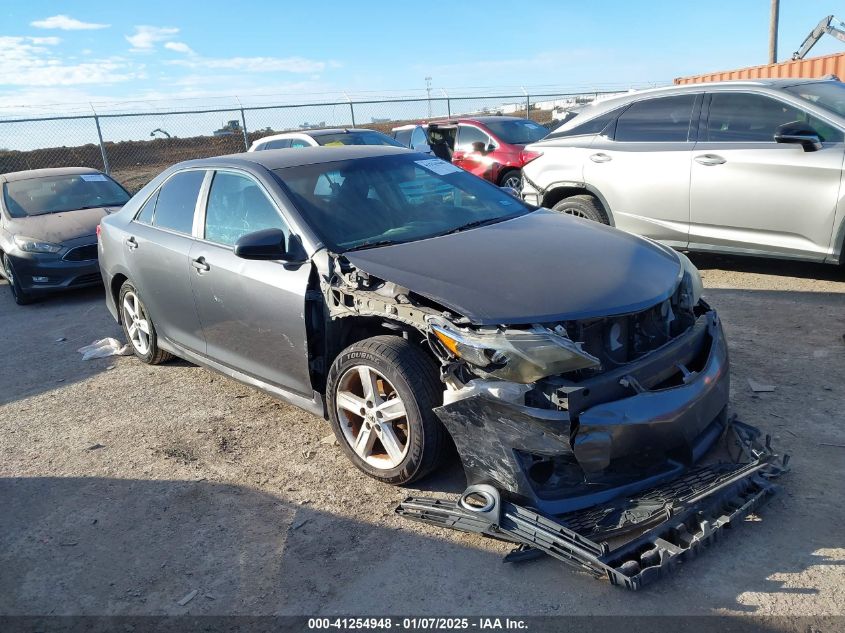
top-left (429, 115), bottom-right (528, 126)
top-left (0, 166), bottom-right (102, 184)
top-left (256, 128), bottom-right (387, 141)
top-left (177, 145), bottom-right (415, 171)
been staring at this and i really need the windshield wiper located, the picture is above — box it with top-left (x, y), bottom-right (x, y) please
top-left (347, 239), bottom-right (405, 251)
top-left (439, 217), bottom-right (506, 236)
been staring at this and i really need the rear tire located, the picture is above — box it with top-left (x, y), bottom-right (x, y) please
top-left (2, 254), bottom-right (33, 305)
top-left (326, 336), bottom-right (444, 485)
top-left (118, 281), bottom-right (172, 365)
top-left (552, 194), bottom-right (609, 224)
top-left (499, 169), bottom-right (522, 191)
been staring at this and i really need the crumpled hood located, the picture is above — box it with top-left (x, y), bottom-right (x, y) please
top-left (6, 207), bottom-right (118, 244)
top-left (345, 210), bottom-right (682, 325)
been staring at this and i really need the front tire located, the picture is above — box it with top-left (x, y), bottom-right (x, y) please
top-left (118, 281), bottom-right (172, 365)
top-left (2, 254), bottom-right (33, 305)
top-left (552, 194), bottom-right (609, 224)
top-left (326, 336), bottom-right (444, 485)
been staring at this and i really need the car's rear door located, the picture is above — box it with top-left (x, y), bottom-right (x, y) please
top-left (689, 90), bottom-right (845, 260)
top-left (583, 93), bottom-right (701, 249)
top-left (188, 169), bottom-right (313, 396)
top-left (126, 169), bottom-right (207, 353)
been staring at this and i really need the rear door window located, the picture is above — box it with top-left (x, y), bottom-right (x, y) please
top-left (135, 189), bottom-right (159, 224)
top-left (393, 129), bottom-right (412, 146)
top-left (151, 170), bottom-right (205, 234)
top-left (410, 126), bottom-right (428, 149)
top-left (614, 95), bottom-right (696, 142)
top-left (260, 139), bottom-right (292, 150)
top-left (706, 92), bottom-right (843, 142)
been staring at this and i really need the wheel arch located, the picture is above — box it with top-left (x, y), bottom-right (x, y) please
top-left (541, 184), bottom-right (615, 226)
top-left (110, 273), bottom-right (129, 323)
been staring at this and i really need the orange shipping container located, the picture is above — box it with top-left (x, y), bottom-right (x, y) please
top-left (674, 51), bottom-right (845, 84)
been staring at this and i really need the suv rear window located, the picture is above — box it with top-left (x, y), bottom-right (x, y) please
top-left (546, 108), bottom-right (620, 139)
top-left (614, 95), bottom-right (696, 142)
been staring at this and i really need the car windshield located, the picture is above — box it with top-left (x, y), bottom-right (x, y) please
top-left (784, 82), bottom-right (845, 117)
top-left (275, 153), bottom-right (533, 251)
top-left (2, 173), bottom-right (129, 218)
top-left (315, 131), bottom-right (404, 147)
top-left (482, 119), bottom-right (549, 144)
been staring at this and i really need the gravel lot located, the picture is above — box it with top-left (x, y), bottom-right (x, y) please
top-left (1, 253), bottom-right (844, 624)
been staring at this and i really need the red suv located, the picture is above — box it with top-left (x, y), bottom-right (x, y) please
top-left (394, 116), bottom-right (548, 189)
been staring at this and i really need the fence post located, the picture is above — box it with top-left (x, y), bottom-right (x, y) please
top-left (349, 101), bottom-right (356, 127)
top-left (525, 94), bottom-right (531, 119)
top-left (92, 113), bottom-right (110, 175)
top-left (239, 107), bottom-right (249, 151)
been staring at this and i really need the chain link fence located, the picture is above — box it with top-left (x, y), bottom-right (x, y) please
top-left (0, 91), bottom-right (622, 193)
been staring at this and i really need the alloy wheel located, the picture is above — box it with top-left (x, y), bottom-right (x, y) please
top-left (335, 365), bottom-right (410, 469)
top-left (122, 290), bottom-right (151, 355)
top-left (502, 174), bottom-right (522, 191)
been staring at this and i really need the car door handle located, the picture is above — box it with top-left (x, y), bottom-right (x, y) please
top-left (694, 154), bottom-right (726, 166)
top-left (190, 257), bottom-right (210, 272)
top-left (589, 153), bottom-right (612, 163)
top-left (125, 237), bottom-right (138, 250)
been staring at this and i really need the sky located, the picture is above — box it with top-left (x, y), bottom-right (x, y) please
top-left (1, 0), bottom-right (844, 116)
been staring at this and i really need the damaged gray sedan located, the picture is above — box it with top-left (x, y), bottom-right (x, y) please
top-left (99, 146), bottom-right (786, 588)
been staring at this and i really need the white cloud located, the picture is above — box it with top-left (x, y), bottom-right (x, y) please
top-left (31, 15), bottom-right (110, 30)
top-left (125, 25), bottom-right (179, 51)
top-left (164, 41), bottom-right (195, 55)
top-left (169, 55), bottom-right (332, 73)
top-left (0, 36), bottom-right (134, 86)
top-left (28, 36), bottom-right (61, 46)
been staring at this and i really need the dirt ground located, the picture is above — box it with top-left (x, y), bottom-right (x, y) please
top-left (1, 253), bottom-right (844, 624)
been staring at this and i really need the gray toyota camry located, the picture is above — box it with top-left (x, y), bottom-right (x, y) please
top-left (99, 146), bottom-right (785, 586)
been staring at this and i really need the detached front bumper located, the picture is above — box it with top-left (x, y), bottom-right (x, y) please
top-left (398, 421), bottom-right (788, 590)
top-left (434, 310), bottom-right (730, 514)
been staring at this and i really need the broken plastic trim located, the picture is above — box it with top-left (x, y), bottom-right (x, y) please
top-left (396, 421), bottom-right (789, 590)
top-left (427, 316), bottom-right (600, 384)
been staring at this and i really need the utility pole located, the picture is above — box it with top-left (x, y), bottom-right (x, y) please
top-left (769, 0), bottom-right (780, 64)
top-left (425, 76), bottom-right (432, 118)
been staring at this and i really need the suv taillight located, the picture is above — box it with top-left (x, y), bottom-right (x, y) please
top-left (96, 224), bottom-right (101, 239)
top-left (519, 150), bottom-right (543, 165)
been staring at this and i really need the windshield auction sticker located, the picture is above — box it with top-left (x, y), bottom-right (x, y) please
top-left (415, 159), bottom-right (462, 175)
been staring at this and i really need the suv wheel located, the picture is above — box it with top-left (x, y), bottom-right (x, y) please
top-left (499, 169), bottom-right (522, 191)
top-left (119, 281), bottom-right (172, 365)
top-left (2, 254), bottom-right (33, 305)
top-left (326, 336), bottom-right (444, 485)
top-left (552, 194), bottom-right (609, 224)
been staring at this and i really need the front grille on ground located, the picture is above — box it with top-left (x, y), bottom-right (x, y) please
top-left (63, 244), bottom-right (98, 262)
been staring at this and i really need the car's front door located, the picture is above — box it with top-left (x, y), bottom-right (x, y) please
top-left (452, 124), bottom-right (497, 182)
top-left (188, 169), bottom-right (313, 396)
top-left (127, 169), bottom-right (207, 353)
top-left (583, 93), bottom-right (701, 249)
top-left (689, 91), bottom-right (845, 260)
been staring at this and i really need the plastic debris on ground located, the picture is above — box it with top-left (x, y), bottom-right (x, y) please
top-left (78, 338), bottom-right (131, 360)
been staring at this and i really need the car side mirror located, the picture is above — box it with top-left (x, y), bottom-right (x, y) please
top-left (234, 228), bottom-right (302, 261)
top-left (774, 121), bottom-right (823, 152)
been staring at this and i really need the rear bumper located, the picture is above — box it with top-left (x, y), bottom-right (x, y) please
top-left (6, 251), bottom-right (101, 295)
top-left (434, 310), bottom-right (730, 514)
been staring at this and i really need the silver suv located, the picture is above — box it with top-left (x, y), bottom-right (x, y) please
top-left (521, 79), bottom-right (845, 264)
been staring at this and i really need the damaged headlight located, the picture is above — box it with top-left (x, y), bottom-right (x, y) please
top-left (676, 252), bottom-right (703, 309)
top-left (429, 317), bottom-right (600, 384)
